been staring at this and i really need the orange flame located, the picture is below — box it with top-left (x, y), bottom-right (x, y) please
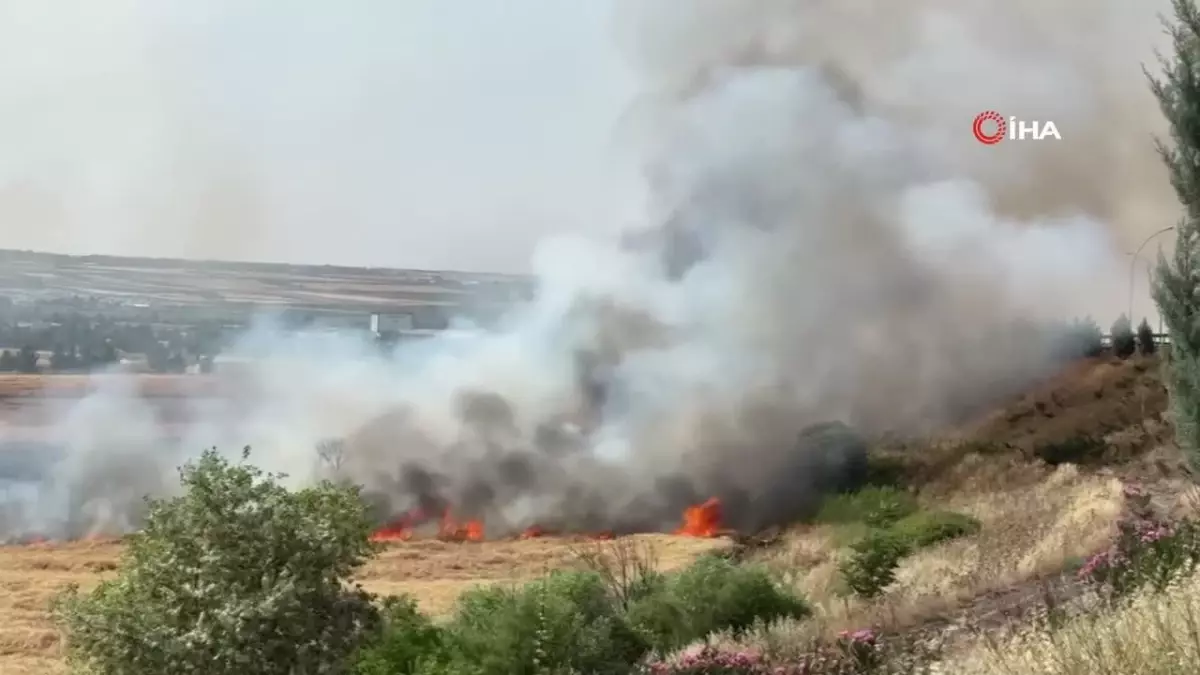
top-left (372, 507), bottom-right (485, 543)
top-left (675, 497), bottom-right (723, 537)
top-left (370, 523), bottom-right (414, 543)
top-left (438, 510), bottom-right (484, 542)
top-left (370, 508), bottom-right (427, 543)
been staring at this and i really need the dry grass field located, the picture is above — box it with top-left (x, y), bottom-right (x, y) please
top-left (0, 354), bottom-right (1186, 673)
top-left (0, 535), bottom-right (731, 675)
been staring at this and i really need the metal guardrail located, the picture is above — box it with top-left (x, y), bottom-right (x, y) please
top-left (1100, 333), bottom-right (1170, 346)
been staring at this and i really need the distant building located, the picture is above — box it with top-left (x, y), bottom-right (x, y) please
top-left (369, 312), bottom-right (415, 336)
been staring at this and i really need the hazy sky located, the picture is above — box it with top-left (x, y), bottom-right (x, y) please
top-left (0, 0), bottom-right (643, 272)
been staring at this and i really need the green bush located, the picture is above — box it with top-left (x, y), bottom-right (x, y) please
top-left (627, 556), bottom-right (810, 654)
top-left (838, 529), bottom-right (910, 599)
top-left (1111, 314), bottom-right (1137, 358)
top-left (436, 570), bottom-right (648, 675)
top-left (354, 595), bottom-right (446, 675)
top-left (352, 551), bottom-right (810, 675)
top-left (51, 448), bottom-right (381, 675)
top-left (816, 486), bottom-right (918, 528)
top-left (890, 511), bottom-right (981, 549)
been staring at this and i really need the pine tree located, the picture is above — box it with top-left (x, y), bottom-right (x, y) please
top-left (1149, 0), bottom-right (1200, 471)
top-left (1139, 318), bottom-right (1158, 355)
top-left (1111, 314), bottom-right (1137, 358)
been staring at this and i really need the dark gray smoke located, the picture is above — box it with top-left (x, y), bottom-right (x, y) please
top-left (0, 0), bottom-right (1172, 540)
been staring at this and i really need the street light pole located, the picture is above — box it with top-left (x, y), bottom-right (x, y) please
top-left (1128, 226), bottom-right (1176, 324)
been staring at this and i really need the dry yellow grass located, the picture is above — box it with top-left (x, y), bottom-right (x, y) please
top-left (0, 533), bottom-right (730, 675)
top-left (753, 460), bottom-right (1124, 639)
top-left (943, 568), bottom-right (1200, 674)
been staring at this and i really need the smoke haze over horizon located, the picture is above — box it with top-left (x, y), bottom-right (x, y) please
top-left (0, 0), bottom-right (1187, 541)
top-left (0, 0), bottom-right (645, 273)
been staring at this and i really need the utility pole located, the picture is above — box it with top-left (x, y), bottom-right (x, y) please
top-left (1128, 226), bottom-right (1176, 326)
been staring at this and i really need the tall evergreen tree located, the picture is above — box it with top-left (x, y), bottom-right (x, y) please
top-left (1111, 314), bottom-right (1137, 358)
top-left (1150, 0), bottom-right (1200, 472)
top-left (1139, 317), bottom-right (1158, 355)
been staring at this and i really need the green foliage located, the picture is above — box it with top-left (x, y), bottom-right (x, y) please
top-left (1138, 318), bottom-right (1158, 355)
top-left (352, 549), bottom-right (809, 675)
top-left (431, 570), bottom-right (648, 675)
top-left (1150, 0), bottom-right (1200, 474)
top-left (838, 530), bottom-right (910, 599)
top-left (816, 486), bottom-right (918, 528)
top-left (1111, 314), bottom-right (1137, 359)
top-left (51, 448), bottom-right (381, 675)
top-left (1079, 485), bottom-right (1200, 601)
top-left (354, 596), bottom-right (446, 675)
top-left (1032, 434), bottom-right (1108, 465)
top-left (890, 511), bottom-right (981, 549)
top-left (824, 489), bottom-right (982, 600)
top-left (627, 556), bottom-right (810, 654)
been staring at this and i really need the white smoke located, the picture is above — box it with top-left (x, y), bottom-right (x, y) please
top-left (0, 0), bottom-right (1179, 539)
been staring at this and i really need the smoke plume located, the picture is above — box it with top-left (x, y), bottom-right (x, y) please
top-left (0, 0), bottom-right (1180, 540)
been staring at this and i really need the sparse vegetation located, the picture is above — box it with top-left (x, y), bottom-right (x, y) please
top-left (946, 567), bottom-right (1200, 674)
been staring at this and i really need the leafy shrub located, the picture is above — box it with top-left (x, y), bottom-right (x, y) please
top-left (890, 510), bottom-right (981, 549)
top-left (627, 556), bottom-right (810, 653)
top-left (51, 448), bottom-right (381, 675)
top-left (1111, 314), bottom-right (1137, 358)
top-left (816, 486), bottom-right (918, 528)
top-left (1138, 317), bottom-right (1157, 355)
top-left (354, 595), bottom-right (446, 675)
top-left (1032, 434), bottom-right (1108, 465)
top-left (838, 530), bottom-right (910, 599)
top-left (436, 570), bottom-right (649, 675)
top-left (1079, 483), bottom-right (1200, 601)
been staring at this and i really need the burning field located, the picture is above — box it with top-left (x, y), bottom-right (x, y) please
top-left (368, 493), bottom-right (724, 543)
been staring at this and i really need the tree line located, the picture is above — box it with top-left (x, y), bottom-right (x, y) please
top-left (0, 311), bottom-right (225, 373)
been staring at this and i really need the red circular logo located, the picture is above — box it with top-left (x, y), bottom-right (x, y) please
top-left (972, 111), bottom-right (1006, 145)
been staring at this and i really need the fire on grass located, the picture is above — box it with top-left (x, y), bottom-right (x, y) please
top-left (1, 498), bottom-right (727, 547)
top-left (370, 496), bottom-right (727, 544)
